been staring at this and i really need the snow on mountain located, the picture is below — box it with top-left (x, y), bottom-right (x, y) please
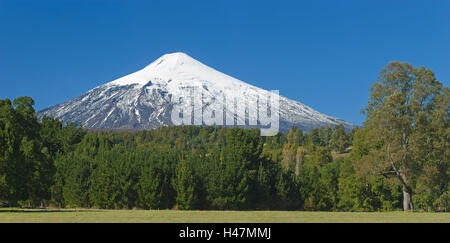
top-left (38, 52), bottom-right (355, 133)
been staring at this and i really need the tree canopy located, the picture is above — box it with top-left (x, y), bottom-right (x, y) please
top-left (0, 62), bottom-right (447, 212)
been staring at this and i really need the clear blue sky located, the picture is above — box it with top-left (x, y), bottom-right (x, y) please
top-left (1, 0), bottom-right (449, 125)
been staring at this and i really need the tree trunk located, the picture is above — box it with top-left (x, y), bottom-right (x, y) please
top-left (402, 186), bottom-right (414, 211)
top-left (295, 147), bottom-right (302, 177)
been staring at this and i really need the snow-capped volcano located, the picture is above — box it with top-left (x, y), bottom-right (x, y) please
top-left (38, 52), bottom-right (355, 132)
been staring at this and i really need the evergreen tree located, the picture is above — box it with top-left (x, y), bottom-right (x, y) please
top-left (172, 157), bottom-right (197, 210)
top-left (330, 124), bottom-right (350, 153)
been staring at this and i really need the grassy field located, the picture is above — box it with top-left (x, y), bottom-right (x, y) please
top-left (0, 208), bottom-right (449, 223)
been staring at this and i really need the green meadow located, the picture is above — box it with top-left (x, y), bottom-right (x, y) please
top-left (0, 208), bottom-right (448, 223)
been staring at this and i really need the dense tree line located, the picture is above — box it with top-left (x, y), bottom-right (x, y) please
top-left (0, 62), bottom-right (448, 211)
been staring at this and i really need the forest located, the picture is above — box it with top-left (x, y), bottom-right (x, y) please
top-left (0, 62), bottom-right (448, 212)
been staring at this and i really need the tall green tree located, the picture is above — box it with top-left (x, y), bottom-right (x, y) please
top-left (0, 97), bottom-right (56, 206)
top-left (360, 62), bottom-right (448, 211)
top-left (172, 157), bottom-right (197, 210)
top-left (330, 124), bottom-right (350, 153)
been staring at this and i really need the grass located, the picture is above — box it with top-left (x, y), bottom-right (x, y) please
top-left (0, 208), bottom-right (449, 223)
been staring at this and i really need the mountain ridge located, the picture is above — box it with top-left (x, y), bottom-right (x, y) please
top-left (38, 52), bottom-right (355, 133)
